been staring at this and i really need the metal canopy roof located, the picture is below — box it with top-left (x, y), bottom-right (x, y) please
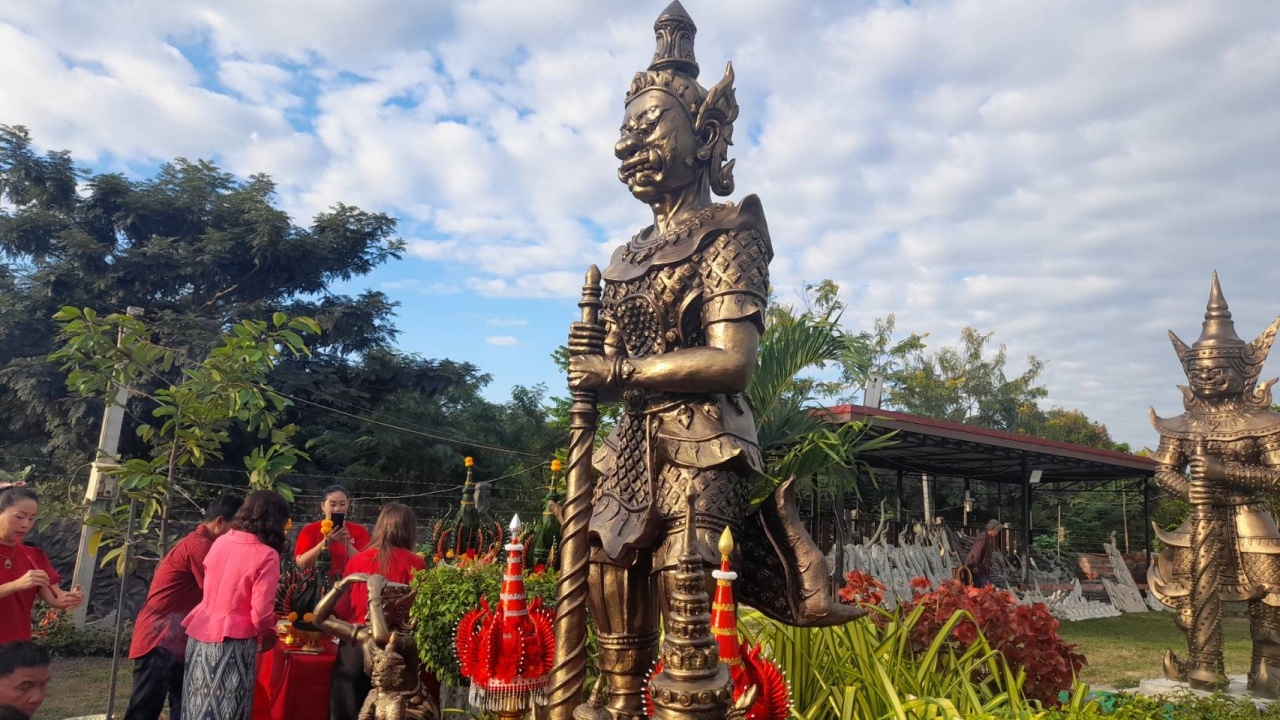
top-left (819, 404), bottom-right (1156, 485)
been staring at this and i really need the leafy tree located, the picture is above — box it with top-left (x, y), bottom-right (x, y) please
top-left (848, 314), bottom-right (928, 406)
top-left (49, 307), bottom-right (317, 567)
top-left (0, 124), bottom-right (402, 472)
top-left (885, 326), bottom-right (1047, 433)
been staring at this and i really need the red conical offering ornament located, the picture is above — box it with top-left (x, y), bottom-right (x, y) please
top-left (455, 514), bottom-right (556, 719)
top-left (710, 526), bottom-right (791, 720)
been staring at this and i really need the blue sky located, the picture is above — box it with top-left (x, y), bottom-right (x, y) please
top-left (4, 0), bottom-right (1280, 448)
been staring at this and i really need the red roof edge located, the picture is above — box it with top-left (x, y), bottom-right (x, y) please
top-left (817, 404), bottom-right (1158, 471)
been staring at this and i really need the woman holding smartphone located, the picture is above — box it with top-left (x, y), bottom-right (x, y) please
top-left (295, 485), bottom-right (369, 579)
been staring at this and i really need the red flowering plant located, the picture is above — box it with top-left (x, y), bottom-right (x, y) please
top-left (901, 579), bottom-right (1085, 706)
top-left (837, 570), bottom-right (886, 608)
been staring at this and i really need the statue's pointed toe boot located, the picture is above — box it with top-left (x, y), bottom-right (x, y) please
top-left (1186, 664), bottom-right (1230, 692)
top-left (1249, 655), bottom-right (1280, 699)
top-left (1163, 648), bottom-right (1186, 681)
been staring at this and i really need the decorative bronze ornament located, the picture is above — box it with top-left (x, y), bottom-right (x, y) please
top-left (549, 4), bottom-right (861, 719)
top-left (1148, 272), bottom-right (1280, 697)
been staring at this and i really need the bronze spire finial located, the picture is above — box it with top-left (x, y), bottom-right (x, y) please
top-left (650, 1), bottom-right (699, 79)
top-left (1194, 271), bottom-right (1245, 350)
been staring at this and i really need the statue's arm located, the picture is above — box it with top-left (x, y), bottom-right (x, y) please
top-left (1221, 434), bottom-right (1280, 493)
top-left (1150, 435), bottom-right (1189, 499)
top-left (623, 320), bottom-right (759, 394)
top-left (367, 577), bottom-right (392, 644)
top-left (314, 574), bottom-right (366, 642)
top-left (620, 228), bottom-right (767, 395)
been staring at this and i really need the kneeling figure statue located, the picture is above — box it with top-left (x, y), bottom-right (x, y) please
top-left (314, 573), bottom-right (441, 720)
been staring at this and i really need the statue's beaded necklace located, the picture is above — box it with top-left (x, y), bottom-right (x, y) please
top-left (620, 205), bottom-right (717, 265)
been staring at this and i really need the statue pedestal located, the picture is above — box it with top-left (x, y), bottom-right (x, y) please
top-left (1136, 676), bottom-right (1273, 708)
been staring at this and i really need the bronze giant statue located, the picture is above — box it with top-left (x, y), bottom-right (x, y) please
top-left (1148, 273), bottom-right (1280, 696)
top-left (553, 3), bottom-right (858, 719)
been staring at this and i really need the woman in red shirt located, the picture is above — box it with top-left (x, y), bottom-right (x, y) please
top-left (0, 485), bottom-right (83, 643)
top-left (329, 502), bottom-right (425, 720)
top-left (294, 485), bottom-right (369, 578)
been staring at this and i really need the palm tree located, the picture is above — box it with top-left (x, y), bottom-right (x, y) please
top-left (748, 296), bottom-right (897, 505)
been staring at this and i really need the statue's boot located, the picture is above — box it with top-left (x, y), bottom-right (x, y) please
top-left (587, 632), bottom-right (658, 720)
top-left (1248, 654), bottom-right (1280, 699)
top-left (1186, 661), bottom-right (1230, 691)
top-left (1248, 601), bottom-right (1280, 698)
top-left (1163, 648), bottom-right (1186, 682)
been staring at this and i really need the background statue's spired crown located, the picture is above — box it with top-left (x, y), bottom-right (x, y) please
top-left (1169, 271), bottom-right (1280, 387)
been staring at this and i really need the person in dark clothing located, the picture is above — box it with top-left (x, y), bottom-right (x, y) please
top-left (123, 493), bottom-right (243, 720)
top-left (0, 642), bottom-right (49, 718)
top-left (0, 705), bottom-right (29, 720)
top-left (965, 519), bottom-right (1003, 589)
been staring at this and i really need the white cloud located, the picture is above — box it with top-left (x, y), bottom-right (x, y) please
top-left (485, 335), bottom-right (519, 347)
top-left (4, 0), bottom-right (1280, 446)
top-left (487, 317), bottom-right (528, 327)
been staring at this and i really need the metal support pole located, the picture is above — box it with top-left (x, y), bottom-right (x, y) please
top-left (1143, 477), bottom-right (1152, 564)
top-left (833, 480), bottom-right (846, 599)
top-left (1021, 458), bottom-right (1032, 586)
top-left (896, 469), bottom-right (904, 521)
top-left (105, 497), bottom-right (137, 720)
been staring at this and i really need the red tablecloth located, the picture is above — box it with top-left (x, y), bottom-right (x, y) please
top-left (252, 640), bottom-right (337, 720)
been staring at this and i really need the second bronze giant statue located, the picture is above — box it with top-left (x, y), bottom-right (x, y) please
top-left (1148, 273), bottom-right (1280, 696)
top-left (553, 3), bottom-right (858, 719)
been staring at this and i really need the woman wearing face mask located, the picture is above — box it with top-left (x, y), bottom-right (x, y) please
top-left (294, 485), bottom-right (369, 579)
top-left (0, 484), bottom-right (84, 643)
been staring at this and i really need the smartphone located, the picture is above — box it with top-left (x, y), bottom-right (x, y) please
top-left (331, 512), bottom-right (345, 530)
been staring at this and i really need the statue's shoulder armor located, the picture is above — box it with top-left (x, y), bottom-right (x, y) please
top-left (1151, 406), bottom-right (1280, 441)
top-left (602, 195), bottom-right (773, 282)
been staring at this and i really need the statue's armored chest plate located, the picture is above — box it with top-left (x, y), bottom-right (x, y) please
top-left (604, 258), bottom-right (706, 358)
top-left (1175, 436), bottom-right (1261, 465)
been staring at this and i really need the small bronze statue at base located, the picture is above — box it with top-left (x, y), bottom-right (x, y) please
top-left (1147, 273), bottom-right (1280, 697)
top-left (314, 573), bottom-right (441, 720)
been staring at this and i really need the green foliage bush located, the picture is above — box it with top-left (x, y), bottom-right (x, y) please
top-left (408, 560), bottom-right (558, 687)
top-left (32, 608), bottom-right (130, 657)
top-left (1025, 690), bottom-right (1280, 719)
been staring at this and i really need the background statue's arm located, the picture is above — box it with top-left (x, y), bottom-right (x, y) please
top-left (314, 574), bottom-right (366, 642)
top-left (1150, 435), bottom-right (1189, 498)
top-left (1221, 434), bottom-right (1280, 493)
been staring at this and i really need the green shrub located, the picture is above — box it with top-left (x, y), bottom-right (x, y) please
top-left (408, 560), bottom-right (558, 687)
top-left (32, 607), bottom-right (131, 657)
top-left (742, 605), bottom-right (1035, 720)
top-left (1027, 689), bottom-right (1280, 719)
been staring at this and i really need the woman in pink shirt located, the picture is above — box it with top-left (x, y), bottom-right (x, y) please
top-left (181, 490), bottom-right (287, 720)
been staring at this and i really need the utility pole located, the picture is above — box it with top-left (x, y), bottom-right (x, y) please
top-left (70, 307), bottom-right (141, 627)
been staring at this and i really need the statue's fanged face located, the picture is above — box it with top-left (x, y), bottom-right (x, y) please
top-left (616, 90), bottom-right (700, 203)
top-left (1186, 357), bottom-right (1246, 400)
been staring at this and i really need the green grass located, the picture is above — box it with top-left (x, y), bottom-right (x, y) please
top-left (1058, 612), bottom-right (1253, 690)
top-left (37, 656), bottom-right (133, 720)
